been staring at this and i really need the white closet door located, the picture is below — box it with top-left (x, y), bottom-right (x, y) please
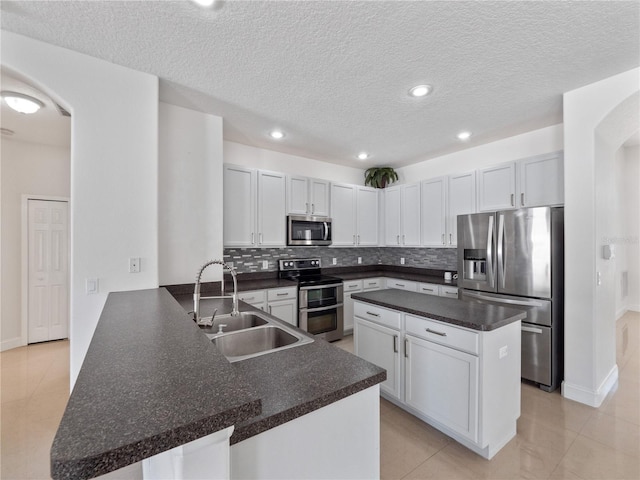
top-left (28, 200), bottom-right (69, 343)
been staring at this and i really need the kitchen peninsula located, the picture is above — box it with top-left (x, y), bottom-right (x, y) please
top-left (50, 288), bottom-right (385, 480)
top-left (352, 289), bottom-right (525, 460)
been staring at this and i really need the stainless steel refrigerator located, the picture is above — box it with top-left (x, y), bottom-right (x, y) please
top-left (457, 207), bottom-right (563, 392)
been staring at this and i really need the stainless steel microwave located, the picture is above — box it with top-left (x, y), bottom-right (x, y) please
top-left (287, 215), bottom-right (332, 246)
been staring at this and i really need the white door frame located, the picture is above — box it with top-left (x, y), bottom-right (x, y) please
top-left (21, 194), bottom-right (70, 346)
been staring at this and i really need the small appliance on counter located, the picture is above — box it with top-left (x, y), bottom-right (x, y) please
top-left (457, 206), bottom-right (564, 392)
top-left (279, 258), bottom-right (344, 342)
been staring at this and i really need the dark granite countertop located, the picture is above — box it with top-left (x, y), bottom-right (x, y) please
top-left (351, 289), bottom-right (525, 331)
top-left (52, 288), bottom-right (385, 479)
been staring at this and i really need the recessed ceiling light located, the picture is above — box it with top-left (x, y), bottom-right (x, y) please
top-left (408, 84), bottom-right (432, 98)
top-left (269, 130), bottom-right (285, 140)
top-left (457, 131), bottom-right (472, 141)
top-left (357, 152), bottom-right (369, 160)
top-left (1, 91), bottom-right (44, 114)
top-left (190, 0), bottom-right (216, 7)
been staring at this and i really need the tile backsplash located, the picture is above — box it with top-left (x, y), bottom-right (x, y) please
top-left (223, 247), bottom-right (457, 274)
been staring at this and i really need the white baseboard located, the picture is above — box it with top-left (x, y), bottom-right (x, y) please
top-left (1, 337), bottom-right (25, 352)
top-left (562, 364), bottom-right (619, 408)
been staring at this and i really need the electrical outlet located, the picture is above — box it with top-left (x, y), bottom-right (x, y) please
top-left (400, 257), bottom-right (405, 265)
top-left (357, 257), bottom-right (362, 264)
top-left (332, 258), bottom-right (337, 265)
top-left (262, 260), bottom-right (269, 270)
top-left (129, 257), bottom-right (141, 273)
top-left (499, 346), bottom-right (508, 359)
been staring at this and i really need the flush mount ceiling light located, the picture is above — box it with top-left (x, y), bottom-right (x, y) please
top-left (269, 130), bottom-right (285, 140)
top-left (457, 131), bottom-right (472, 141)
top-left (190, 0), bottom-right (216, 7)
top-left (408, 84), bottom-right (433, 98)
top-left (357, 152), bottom-right (369, 160)
top-left (1, 91), bottom-right (45, 114)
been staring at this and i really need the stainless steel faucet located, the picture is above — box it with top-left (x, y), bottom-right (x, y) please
top-left (193, 260), bottom-right (239, 326)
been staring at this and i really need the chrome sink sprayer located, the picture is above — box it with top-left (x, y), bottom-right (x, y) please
top-left (193, 260), bottom-right (239, 326)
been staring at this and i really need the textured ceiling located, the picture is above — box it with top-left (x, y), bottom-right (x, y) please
top-left (1, 1), bottom-right (638, 167)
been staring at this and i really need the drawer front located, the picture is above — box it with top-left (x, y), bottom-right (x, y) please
top-left (343, 279), bottom-right (363, 292)
top-left (362, 278), bottom-right (383, 291)
top-left (418, 282), bottom-right (439, 296)
top-left (267, 287), bottom-right (297, 302)
top-left (238, 290), bottom-right (265, 304)
top-left (354, 302), bottom-right (401, 330)
top-left (386, 278), bottom-right (418, 292)
top-left (439, 286), bottom-right (459, 299)
top-left (405, 314), bottom-right (478, 355)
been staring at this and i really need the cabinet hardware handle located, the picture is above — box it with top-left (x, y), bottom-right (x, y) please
top-left (449, 233), bottom-right (452, 245)
top-left (396, 283), bottom-right (405, 287)
top-left (244, 296), bottom-right (255, 301)
top-left (311, 203), bottom-right (315, 214)
top-left (393, 335), bottom-right (398, 353)
top-left (366, 311), bottom-right (380, 317)
top-left (368, 282), bottom-right (376, 286)
top-left (269, 306), bottom-right (272, 314)
top-left (521, 193), bottom-right (525, 206)
top-left (445, 291), bottom-right (457, 296)
top-left (422, 288), bottom-right (434, 292)
top-left (305, 202), bottom-right (309, 213)
top-left (510, 193), bottom-right (514, 206)
top-left (426, 328), bottom-right (447, 337)
top-left (276, 293), bottom-right (288, 296)
top-left (402, 234), bottom-right (405, 244)
top-left (357, 235), bottom-right (360, 244)
top-left (259, 233), bottom-right (263, 244)
top-left (397, 234), bottom-right (400, 245)
top-left (442, 233), bottom-right (445, 245)
top-left (404, 338), bottom-right (409, 358)
top-left (251, 232), bottom-right (255, 244)
top-left (353, 235), bottom-right (356, 245)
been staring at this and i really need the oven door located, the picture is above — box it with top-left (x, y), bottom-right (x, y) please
top-left (300, 304), bottom-right (344, 342)
top-left (299, 283), bottom-right (343, 309)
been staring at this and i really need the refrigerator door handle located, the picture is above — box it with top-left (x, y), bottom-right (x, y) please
top-left (486, 215), bottom-right (495, 288)
top-left (522, 325), bottom-right (543, 334)
top-left (497, 213), bottom-right (506, 289)
top-left (463, 290), bottom-right (545, 308)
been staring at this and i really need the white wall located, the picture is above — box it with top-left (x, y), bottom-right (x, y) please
top-left (224, 141), bottom-right (365, 185)
top-left (397, 124), bottom-right (563, 181)
top-left (562, 68), bottom-right (640, 407)
top-left (158, 103), bottom-right (224, 285)
top-left (1, 31), bottom-right (160, 386)
top-left (0, 139), bottom-right (70, 350)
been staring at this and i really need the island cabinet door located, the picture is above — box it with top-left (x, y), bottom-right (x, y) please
top-left (354, 317), bottom-right (401, 401)
top-left (404, 335), bottom-right (479, 443)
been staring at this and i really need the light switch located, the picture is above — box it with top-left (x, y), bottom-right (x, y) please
top-left (262, 260), bottom-right (269, 270)
top-left (332, 258), bottom-right (337, 265)
top-left (400, 257), bottom-right (405, 265)
top-left (357, 257), bottom-right (362, 264)
top-left (86, 278), bottom-right (98, 294)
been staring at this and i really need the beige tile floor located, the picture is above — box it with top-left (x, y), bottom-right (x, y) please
top-left (1, 313), bottom-right (638, 480)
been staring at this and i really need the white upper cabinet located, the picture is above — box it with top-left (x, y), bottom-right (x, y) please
top-left (287, 176), bottom-right (330, 216)
top-left (384, 184), bottom-right (421, 246)
top-left (331, 184), bottom-right (378, 246)
top-left (477, 163), bottom-right (517, 211)
top-left (446, 171), bottom-right (476, 247)
top-left (356, 186), bottom-right (379, 246)
top-left (421, 177), bottom-right (447, 247)
top-left (257, 170), bottom-right (287, 246)
top-left (477, 152), bottom-right (564, 212)
top-left (518, 152), bottom-right (564, 207)
top-left (224, 164), bottom-right (256, 247)
top-left (223, 165), bottom-right (286, 247)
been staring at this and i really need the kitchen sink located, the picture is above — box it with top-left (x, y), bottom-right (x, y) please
top-left (207, 312), bottom-right (269, 333)
top-left (204, 312), bottom-right (313, 362)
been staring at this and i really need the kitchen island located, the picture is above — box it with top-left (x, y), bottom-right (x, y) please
top-left (50, 288), bottom-right (385, 480)
top-left (352, 289), bottom-right (525, 460)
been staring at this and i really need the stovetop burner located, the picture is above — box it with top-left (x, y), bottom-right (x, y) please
top-left (278, 258), bottom-right (343, 286)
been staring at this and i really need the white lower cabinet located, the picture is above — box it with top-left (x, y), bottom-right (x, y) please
top-left (267, 287), bottom-right (297, 326)
top-left (343, 278), bottom-right (383, 334)
top-left (354, 317), bottom-right (401, 401)
top-left (353, 300), bottom-right (521, 460)
top-left (386, 278), bottom-right (418, 291)
top-left (237, 290), bottom-right (266, 311)
top-left (405, 334), bottom-right (479, 442)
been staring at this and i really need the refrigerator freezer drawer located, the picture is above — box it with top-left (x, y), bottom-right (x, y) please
top-left (460, 290), bottom-right (552, 327)
top-left (521, 323), bottom-right (552, 386)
